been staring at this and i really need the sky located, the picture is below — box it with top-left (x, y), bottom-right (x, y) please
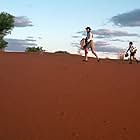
top-left (1, 0), bottom-right (140, 58)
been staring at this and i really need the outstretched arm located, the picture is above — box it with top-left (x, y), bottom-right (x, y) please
top-left (126, 46), bottom-right (130, 53)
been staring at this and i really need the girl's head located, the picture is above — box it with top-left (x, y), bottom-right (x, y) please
top-left (85, 27), bottom-right (91, 32)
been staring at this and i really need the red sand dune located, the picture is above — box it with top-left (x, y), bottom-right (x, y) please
top-left (0, 52), bottom-right (140, 140)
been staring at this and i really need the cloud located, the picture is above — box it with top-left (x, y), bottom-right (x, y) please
top-left (94, 29), bottom-right (140, 38)
top-left (110, 39), bottom-right (126, 42)
top-left (76, 29), bottom-right (140, 38)
top-left (25, 39), bottom-right (37, 42)
top-left (94, 41), bottom-right (121, 52)
top-left (110, 9), bottom-right (140, 27)
top-left (71, 42), bottom-right (80, 49)
top-left (14, 16), bottom-right (33, 27)
top-left (5, 38), bottom-right (37, 52)
top-left (72, 35), bottom-right (81, 38)
top-left (76, 31), bottom-right (86, 36)
top-left (71, 40), bottom-right (121, 53)
top-left (76, 31), bottom-right (84, 34)
top-left (94, 41), bottom-right (110, 47)
top-left (110, 39), bottom-right (138, 43)
top-left (95, 36), bottom-right (108, 39)
top-left (95, 46), bottom-right (121, 53)
top-left (27, 36), bottom-right (34, 39)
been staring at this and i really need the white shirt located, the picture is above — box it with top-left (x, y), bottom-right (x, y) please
top-left (87, 32), bottom-right (93, 43)
top-left (129, 45), bottom-right (137, 53)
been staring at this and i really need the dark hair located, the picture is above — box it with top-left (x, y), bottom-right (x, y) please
top-left (85, 27), bottom-right (91, 31)
top-left (129, 42), bottom-right (133, 45)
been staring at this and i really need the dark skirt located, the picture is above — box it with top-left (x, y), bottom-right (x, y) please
top-left (130, 51), bottom-right (136, 56)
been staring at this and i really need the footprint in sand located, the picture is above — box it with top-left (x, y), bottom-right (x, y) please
top-left (72, 132), bottom-right (80, 139)
top-left (60, 111), bottom-right (65, 116)
top-left (103, 120), bottom-right (113, 128)
top-left (120, 127), bottom-right (129, 140)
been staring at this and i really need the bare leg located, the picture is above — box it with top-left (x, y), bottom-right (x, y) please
top-left (91, 48), bottom-right (100, 62)
top-left (90, 41), bottom-right (100, 62)
top-left (133, 55), bottom-right (139, 63)
top-left (129, 54), bottom-right (132, 64)
top-left (84, 48), bottom-right (88, 61)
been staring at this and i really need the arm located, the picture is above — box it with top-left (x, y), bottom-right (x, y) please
top-left (126, 46), bottom-right (130, 53)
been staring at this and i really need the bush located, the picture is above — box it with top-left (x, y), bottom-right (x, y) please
top-left (25, 47), bottom-right (45, 52)
top-left (54, 51), bottom-right (70, 54)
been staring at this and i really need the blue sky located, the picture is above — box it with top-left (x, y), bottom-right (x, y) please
top-left (1, 0), bottom-right (140, 58)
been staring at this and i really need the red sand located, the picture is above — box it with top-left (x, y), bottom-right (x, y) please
top-left (0, 52), bottom-right (140, 140)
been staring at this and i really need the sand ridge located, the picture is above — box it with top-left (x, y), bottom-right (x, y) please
top-left (0, 53), bottom-right (140, 140)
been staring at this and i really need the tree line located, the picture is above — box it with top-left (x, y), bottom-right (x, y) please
top-left (0, 12), bottom-right (44, 52)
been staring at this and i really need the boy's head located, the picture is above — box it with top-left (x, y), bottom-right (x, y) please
top-left (129, 42), bottom-right (133, 45)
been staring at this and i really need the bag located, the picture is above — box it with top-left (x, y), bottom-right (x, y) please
top-left (80, 38), bottom-right (86, 49)
top-left (125, 53), bottom-right (129, 57)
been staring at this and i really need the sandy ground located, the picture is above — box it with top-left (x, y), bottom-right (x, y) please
top-left (0, 52), bottom-right (140, 140)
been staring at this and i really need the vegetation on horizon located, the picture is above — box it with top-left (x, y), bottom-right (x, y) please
top-left (25, 46), bottom-right (45, 52)
top-left (54, 51), bottom-right (70, 54)
top-left (0, 12), bottom-right (14, 50)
